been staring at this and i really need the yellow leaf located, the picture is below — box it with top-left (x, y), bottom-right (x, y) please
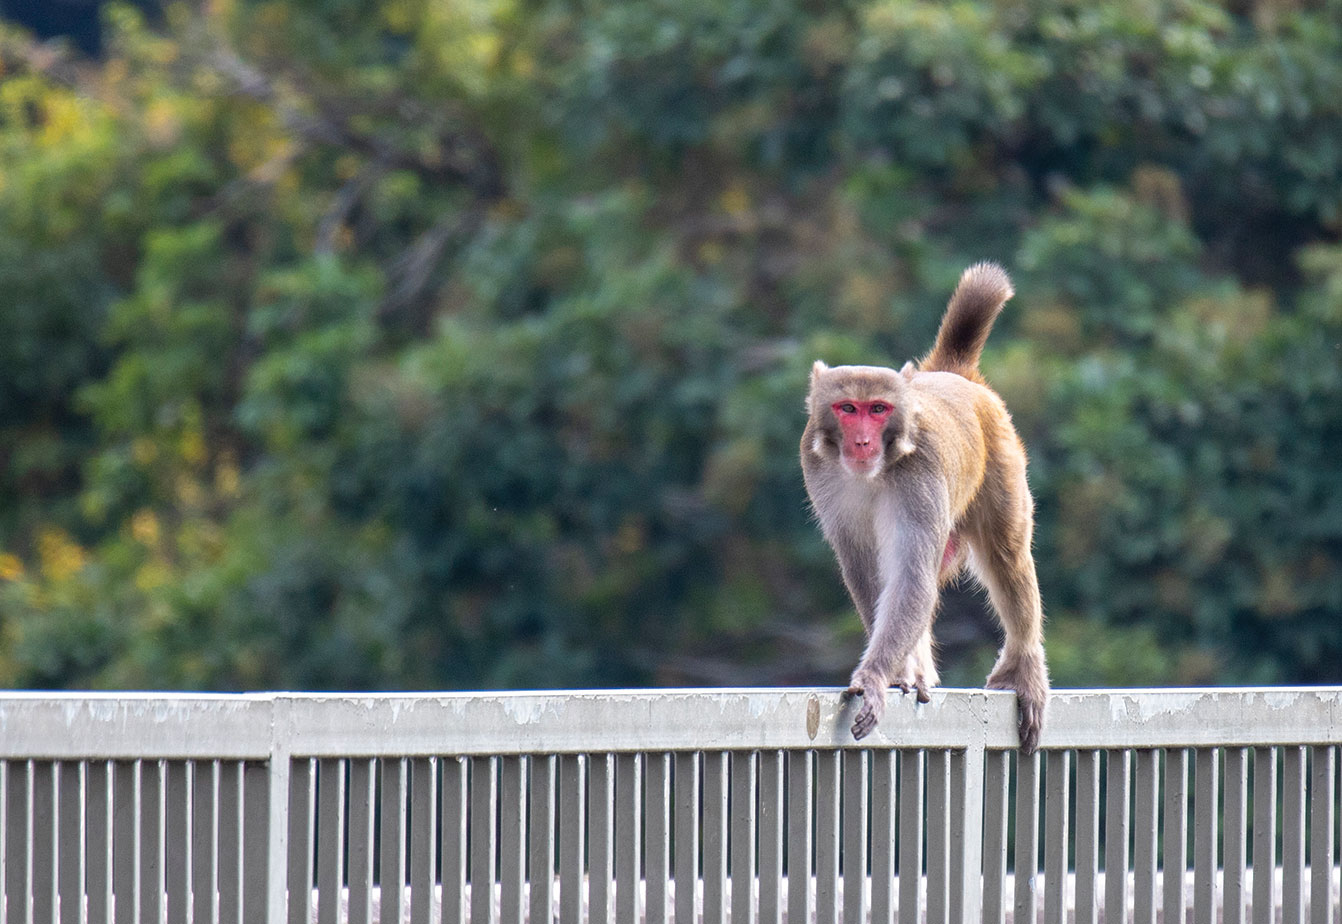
top-left (719, 183), bottom-right (750, 218)
top-left (131, 510), bottom-right (161, 547)
top-left (36, 528), bottom-right (87, 582)
top-left (0, 553), bottom-right (24, 581)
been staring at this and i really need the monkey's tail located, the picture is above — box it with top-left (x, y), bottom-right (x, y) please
top-left (919, 262), bottom-right (1013, 384)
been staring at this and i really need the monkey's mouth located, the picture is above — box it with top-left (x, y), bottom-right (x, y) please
top-left (844, 443), bottom-right (882, 465)
top-left (841, 452), bottom-right (882, 476)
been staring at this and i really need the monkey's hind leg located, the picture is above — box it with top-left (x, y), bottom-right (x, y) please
top-left (970, 517), bottom-right (1050, 753)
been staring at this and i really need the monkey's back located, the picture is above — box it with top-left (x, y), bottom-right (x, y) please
top-left (906, 370), bottom-right (1018, 521)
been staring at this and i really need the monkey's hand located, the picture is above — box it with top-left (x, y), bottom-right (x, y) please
top-left (846, 669), bottom-right (887, 740)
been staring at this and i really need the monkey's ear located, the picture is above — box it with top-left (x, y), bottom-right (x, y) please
top-left (894, 403), bottom-right (920, 457)
top-left (805, 361), bottom-right (828, 414)
top-left (899, 361), bottom-right (916, 380)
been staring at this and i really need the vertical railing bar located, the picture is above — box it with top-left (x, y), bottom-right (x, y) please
top-left (242, 761), bottom-right (271, 924)
top-left (88, 760), bottom-right (113, 924)
top-left (926, 750), bottom-right (950, 924)
top-left (528, 755), bottom-right (557, 924)
top-left (225, 762), bottom-right (250, 924)
top-left (32, 761), bottom-right (56, 924)
top-left (113, 760), bottom-right (138, 924)
top-left (1252, 748), bottom-right (1277, 924)
top-left (1283, 747), bottom-right (1306, 924)
top-left (871, 749), bottom-right (897, 924)
top-left (1223, 748), bottom-right (1248, 924)
top-left (1311, 746), bottom-right (1336, 924)
top-left (381, 758), bottom-right (410, 924)
top-left (0, 763), bottom-right (4, 924)
top-left (949, 750), bottom-right (966, 924)
top-left (218, 762), bottom-right (244, 924)
top-left (1074, 751), bottom-right (1101, 924)
top-left (981, 751), bottom-right (1011, 924)
top-left (267, 740), bottom-right (291, 924)
top-left (673, 752), bottom-right (700, 924)
top-left (758, 751), bottom-right (785, 924)
top-left (348, 759), bottom-right (376, 924)
top-left (1044, 750), bottom-right (1070, 924)
top-left (899, 750), bottom-right (925, 924)
top-left (703, 751), bottom-right (730, 924)
top-left (787, 750), bottom-right (813, 924)
top-left (192, 761), bottom-right (219, 924)
top-left (1132, 750), bottom-right (1159, 924)
top-left (409, 758), bottom-right (438, 924)
top-left (140, 759), bottom-right (165, 924)
top-left (558, 754), bottom-right (586, 924)
top-left (498, 756), bottom-right (527, 924)
top-left (0, 762), bottom-right (5, 924)
top-left (469, 756), bottom-right (499, 924)
top-left (1192, 748), bottom-right (1219, 924)
top-left (316, 759), bottom-right (346, 924)
top-left (1106, 750), bottom-right (1131, 924)
top-left (615, 753), bottom-right (644, 924)
top-left (842, 750), bottom-right (868, 924)
top-left (951, 744), bottom-right (985, 924)
top-left (165, 761), bottom-right (190, 924)
top-left (1163, 749), bottom-right (1189, 924)
top-left (645, 753), bottom-right (672, 924)
top-left (58, 762), bottom-right (84, 924)
top-left (442, 756), bottom-right (469, 924)
top-left (1014, 750), bottom-right (1041, 924)
top-left (589, 754), bottom-right (616, 924)
top-left (731, 751), bottom-right (758, 924)
top-left (288, 759), bottom-right (316, 924)
top-left (815, 750), bottom-right (841, 924)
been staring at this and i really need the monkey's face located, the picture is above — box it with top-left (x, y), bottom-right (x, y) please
top-left (831, 399), bottom-right (894, 475)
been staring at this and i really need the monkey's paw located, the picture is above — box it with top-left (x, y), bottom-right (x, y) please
top-left (894, 676), bottom-right (933, 704)
top-left (890, 658), bottom-right (936, 704)
top-left (985, 643), bottom-right (1050, 754)
top-left (846, 670), bottom-right (887, 740)
top-left (886, 635), bottom-right (938, 704)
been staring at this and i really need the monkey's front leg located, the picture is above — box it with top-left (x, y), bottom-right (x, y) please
top-left (847, 498), bottom-right (945, 740)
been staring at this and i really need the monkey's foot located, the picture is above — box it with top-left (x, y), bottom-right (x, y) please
top-left (985, 643), bottom-right (1050, 754)
top-left (890, 673), bottom-right (932, 704)
top-left (890, 644), bottom-right (938, 704)
top-left (895, 678), bottom-right (933, 704)
top-left (846, 670), bottom-right (887, 740)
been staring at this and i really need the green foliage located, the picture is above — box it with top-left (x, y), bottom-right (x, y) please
top-left (1, 0), bottom-right (1341, 693)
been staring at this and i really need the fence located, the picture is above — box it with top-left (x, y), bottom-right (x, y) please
top-left (1, 687), bottom-right (1339, 924)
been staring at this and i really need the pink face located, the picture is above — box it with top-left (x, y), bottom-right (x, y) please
top-left (832, 399), bottom-right (894, 468)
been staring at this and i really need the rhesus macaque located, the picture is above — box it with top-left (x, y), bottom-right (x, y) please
top-left (801, 262), bottom-right (1050, 752)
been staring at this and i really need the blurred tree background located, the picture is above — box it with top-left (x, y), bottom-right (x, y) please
top-left (0, 0), bottom-right (1339, 694)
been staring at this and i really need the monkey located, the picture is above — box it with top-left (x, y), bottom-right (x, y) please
top-left (800, 261), bottom-right (1050, 752)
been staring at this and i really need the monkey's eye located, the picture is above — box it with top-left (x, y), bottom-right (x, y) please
top-left (838, 403), bottom-right (858, 414)
top-left (870, 403), bottom-right (889, 415)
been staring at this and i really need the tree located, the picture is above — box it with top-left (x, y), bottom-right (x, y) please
top-left (1, 0), bottom-right (1340, 692)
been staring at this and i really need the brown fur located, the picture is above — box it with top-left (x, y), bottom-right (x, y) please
top-left (801, 262), bottom-right (1049, 751)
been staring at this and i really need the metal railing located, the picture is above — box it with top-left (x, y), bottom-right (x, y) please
top-left (1, 687), bottom-right (1339, 923)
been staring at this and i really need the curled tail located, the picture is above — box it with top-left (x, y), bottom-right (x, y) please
top-left (919, 262), bottom-right (1013, 384)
